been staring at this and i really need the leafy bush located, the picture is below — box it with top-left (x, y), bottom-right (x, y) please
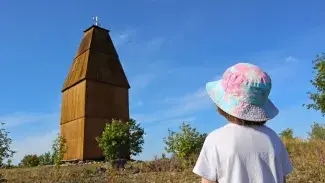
top-left (52, 134), bottom-right (67, 166)
top-left (21, 154), bottom-right (40, 167)
top-left (305, 53), bottom-right (325, 115)
top-left (0, 122), bottom-right (15, 166)
top-left (279, 128), bottom-right (294, 140)
top-left (39, 151), bottom-right (53, 165)
top-left (308, 122), bottom-right (325, 140)
top-left (5, 159), bottom-right (13, 168)
top-left (163, 122), bottom-right (207, 159)
top-left (96, 119), bottom-right (145, 160)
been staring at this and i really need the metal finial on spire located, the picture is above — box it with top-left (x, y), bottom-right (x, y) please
top-left (93, 16), bottom-right (100, 26)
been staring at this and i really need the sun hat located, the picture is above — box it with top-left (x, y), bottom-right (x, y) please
top-left (206, 63), bottom-right (278, 122)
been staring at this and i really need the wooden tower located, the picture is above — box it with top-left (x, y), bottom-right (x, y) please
top-left (60, 25), bottom-right (130, 161)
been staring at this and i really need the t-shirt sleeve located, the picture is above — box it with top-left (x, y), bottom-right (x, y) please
top-left (280, 141), bottom-right (294, 176)
top-left (193, 135), bottom-right (219, 181)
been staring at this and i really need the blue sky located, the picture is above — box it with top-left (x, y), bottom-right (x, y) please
top-left (1, 0), bottom-right (325, 164)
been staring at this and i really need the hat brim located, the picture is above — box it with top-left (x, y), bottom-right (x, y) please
top-left (206, 80), bottom-right (279, 122)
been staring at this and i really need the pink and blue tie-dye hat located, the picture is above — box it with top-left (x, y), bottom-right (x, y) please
top-left (206, 63), bottom-right (278, 122)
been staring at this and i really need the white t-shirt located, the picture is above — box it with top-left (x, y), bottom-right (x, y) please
top-left (193, 123), bottom-right (293, 183)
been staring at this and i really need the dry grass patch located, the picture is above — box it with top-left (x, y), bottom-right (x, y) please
top-left (0, 140), bottom-right (324, 183)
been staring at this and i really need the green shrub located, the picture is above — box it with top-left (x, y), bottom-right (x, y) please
top-left (5, 159), bottom-right (13, 168)
top-left (0, 122), bottom-right (15, 166)
top-left (163, 122), bottom-right (207, 159)
top-left (279, 128), bottom-right (294, 140)
top-left (305, 53), bottom-right (325, 115)
top-left (96, 119), bottom-right (145, 160)
top-left (52, 134), bottom-right (67, 166)
top-left (39, 151), bottom-right (53, 165)
top-left (21, 154), bottom-right (40, 167)
top-left (308, 122), bottom-right (325, 140)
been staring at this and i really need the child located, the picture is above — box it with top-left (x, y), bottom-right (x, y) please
top-left (193, 63), bottom-right (293, 183)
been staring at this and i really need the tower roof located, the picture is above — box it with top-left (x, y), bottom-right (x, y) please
top-left (62, 25), bottom-right (130, 92)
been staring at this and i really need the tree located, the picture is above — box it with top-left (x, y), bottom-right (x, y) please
top-left (0, 122), bottom-right (15, 166)
top-left (279, 128), bottom-right (294, 140)
top-left (163, 122), bottom-right (207, 159)
top-left (308, 122), bottom-right (325, 140)
top-left (21, 154), bottom-right (40, 167)
top-left (6, 159), bottom-right (12, 167)
top-left (96, 119), bottom-right (145, 161)
top-left (52, 134), bottom-right (67, 166)
top-left (39, 151), bottom-right (53, 165)
top-left (305, 53), bottom-right (325, 115)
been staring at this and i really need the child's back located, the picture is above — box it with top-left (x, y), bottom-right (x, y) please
top-left (194, 123), bottom-right (292, 183)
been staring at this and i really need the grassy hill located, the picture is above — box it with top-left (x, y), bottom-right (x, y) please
top-left (0, 139), bottom-right (324, 183)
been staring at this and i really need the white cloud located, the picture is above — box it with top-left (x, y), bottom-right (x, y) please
top-left (1, 112), bottom-right (59, 128)
top-left (11, 129), bottom-right (59, 165)
top-left (245, 50), bottom-right (286, 64)
top-left (132, 73), bottom-right (220, 125)
top-left (111, 29), bottom-right (136, 48)
top-left (135, 87), bottom-right (210, 125)
top-left (137, 37), bottom-right (165, 57)
top-left (111, 30), bottom-right (164, 59)
top-left (265, 56), bottom-right (301, 82)
top-left (285, 56), bottom-right (299, 63)
top-left (165, 87), bottom-right (209, 112)
top-left (160, 116), bottom-right (197, 129)
top-left (130, 73), bottom-right (156, 92)
top-left (162, 74), bottom-right (222, 115)
top-left (136, 100), bottom-right (144, 107)
top-left (152, 116), bottom-right (196, 127)
top-left (163, 88), bottom-right (210, 117)
top-left (268, 103), bottom-right (323, 139)
top-left (131, 113), bottom-right (160, 124)
top-left (146, 37), bottom-right (164, 49)
top-left (0, 112), bottom-right (60, 164)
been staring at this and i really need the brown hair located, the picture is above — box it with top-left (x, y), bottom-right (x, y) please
top-left (217, 107), bottom-right (266, 126)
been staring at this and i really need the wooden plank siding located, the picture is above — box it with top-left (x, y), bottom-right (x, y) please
top-left (60, 80), bottom-right (129, 160)
top-left (60, 80), bottom-right (86, 160)
top-left (86, 53), bottom-right (129, 88)
top-left (60, 80), bottom-right (86, 124)
top-left (60, 118), bottom-right (85, 160)
top-left (62, 51), bottom-right (90, 92)
top-left (83, 81), bottom-right (129, 160)
top-left (85, 80), bottom-right (129, 120)
top-left (83, 118), bottom-right (108, 160)
top-left (62, 26), bottom-right (129, 92)
top-left (60, 25), bottom-right (130, 161)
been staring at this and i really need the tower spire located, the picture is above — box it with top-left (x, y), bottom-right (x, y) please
top-left (92, 16), bottom-right (100, 26)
